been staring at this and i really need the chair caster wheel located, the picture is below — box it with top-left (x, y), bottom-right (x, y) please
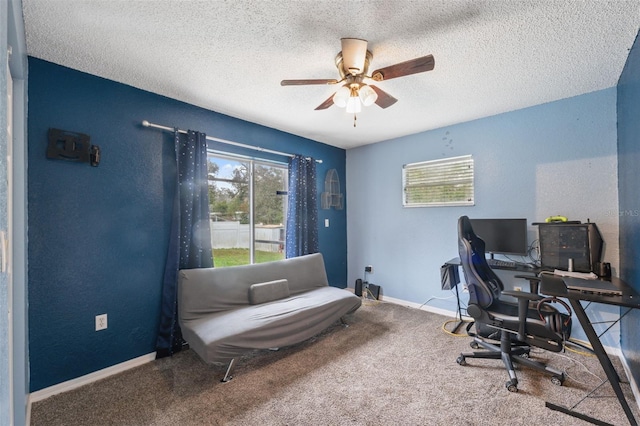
top-left (551, 375), bottom-right (564, 386)
top-left (456, 355), bottom-right (466, 366)
top-left (470, 341), bottom-right (480, 349)
top-left (506, 381), bottom-right (518, 392)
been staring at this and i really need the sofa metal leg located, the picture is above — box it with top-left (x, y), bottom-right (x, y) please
top-left (221, 358), bottom-right (236, 383)
top-left (340, 317), bottom-right (349, 327)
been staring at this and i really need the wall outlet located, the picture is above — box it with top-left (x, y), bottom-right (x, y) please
top-left (95, 314), bottom-right (108, 331)
top-left (365, 265), bottom-right (373, 273)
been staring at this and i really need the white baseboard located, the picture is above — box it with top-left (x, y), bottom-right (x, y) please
top-left (29, 352), bottom-right (156, 403)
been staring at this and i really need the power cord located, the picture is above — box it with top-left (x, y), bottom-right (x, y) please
top-left (551, 351), bottom-right (602, 387)
top-left (564, 338), bottom-right (595, 357)
top-left (441, 318), bottom-right (473, 337)
top-left (416, 286), bottom-right (472, 336)
top-left (527, 239), bottom-right (541, 265)
top-left (418, 294), bottom-right (454, 309)
top-left (360, 283), bottom-right (381, 305)
top-left (527, 337), bottom-right (600, 388)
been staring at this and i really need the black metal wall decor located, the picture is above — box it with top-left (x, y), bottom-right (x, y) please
top-left (47, 128), bottom-right (101, 166)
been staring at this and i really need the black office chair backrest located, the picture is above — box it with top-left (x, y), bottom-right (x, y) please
top-left (458, 216), bottom-right (503, 308)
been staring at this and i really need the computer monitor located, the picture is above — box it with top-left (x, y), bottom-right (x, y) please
top-left (468, 218), bottom-right (528, 256)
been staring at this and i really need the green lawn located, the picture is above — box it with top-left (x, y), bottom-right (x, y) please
top-left (213, 248), bottom-right (285, 267)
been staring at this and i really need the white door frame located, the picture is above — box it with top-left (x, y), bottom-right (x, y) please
top-left (5, 49), bottom-right (14, 426)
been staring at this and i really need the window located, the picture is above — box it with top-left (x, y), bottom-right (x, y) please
top-left (402, 155), bottom-right (474, 207)
top-left (208, 153), bottom-right (288, 266)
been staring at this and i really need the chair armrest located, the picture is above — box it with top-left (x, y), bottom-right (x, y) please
top-left (514, 274), bottom-right (541, 294)
top-left (501, 290), bottom-right (541, 301)
top-left (501, 290), bottom-right (542, 342)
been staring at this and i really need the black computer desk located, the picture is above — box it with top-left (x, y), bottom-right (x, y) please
top-left (540, 274), bottom-right (640, 426)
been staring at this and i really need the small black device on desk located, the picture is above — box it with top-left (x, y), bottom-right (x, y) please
top-left (540, 274), bottom-right (640, 425)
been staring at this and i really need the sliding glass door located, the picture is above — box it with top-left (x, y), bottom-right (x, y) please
top-left (253, 163), bottom-right (287, 264)
top-left (207, 153), bottom-right (287, 266)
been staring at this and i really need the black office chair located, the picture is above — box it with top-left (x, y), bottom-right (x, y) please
top-left (456, 215), bottom-right (571, 392)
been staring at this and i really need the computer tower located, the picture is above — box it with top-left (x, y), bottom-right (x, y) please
top-left (537, 222), bottom-right (603, 273)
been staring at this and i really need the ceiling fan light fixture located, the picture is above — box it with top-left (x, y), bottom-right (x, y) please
top-left (282, 38), bottom-right (434, 124)
top-left (358, 84), bottom-right (378, 106)
top-left (332, 86), bottom-right (350, 108)
top-left (346, 86), bottom-right (362, 114)
top-left (346, 96), bottom-right (362, 114)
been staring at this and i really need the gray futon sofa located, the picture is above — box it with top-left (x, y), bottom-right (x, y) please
top-left (178, 253), bottom-right (362, 380)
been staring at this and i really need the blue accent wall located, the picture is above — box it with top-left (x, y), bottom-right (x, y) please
top-left (27, 58), bottom-right (346, 391)
top-left (347, 89), bottom-right (621, 346)
top-left (618, 31), bottom-right (640, 385)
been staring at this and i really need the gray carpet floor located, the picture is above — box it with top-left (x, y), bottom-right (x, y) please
top-left (31, 301), bottom-right (639, 425)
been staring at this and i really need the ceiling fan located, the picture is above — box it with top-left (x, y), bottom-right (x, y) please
top-left (281, 38), bottom-right (435, 125)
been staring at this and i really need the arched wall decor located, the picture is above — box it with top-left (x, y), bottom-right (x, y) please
top-left (321, 168), bottom-right (343, 210)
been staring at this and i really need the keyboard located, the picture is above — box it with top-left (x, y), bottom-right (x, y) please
top-left (486, 259), bottom-right (518, 269)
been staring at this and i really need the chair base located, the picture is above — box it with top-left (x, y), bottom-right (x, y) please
top-left (456, 332), bottom-right (565, 392)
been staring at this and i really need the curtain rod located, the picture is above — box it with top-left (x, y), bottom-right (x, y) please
top-left (141, 120), bottom-right (322, 163)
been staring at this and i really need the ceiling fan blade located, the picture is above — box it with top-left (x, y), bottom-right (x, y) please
top-left (281, 79), bottom-right (338, 86)
top-left (371, 54), bottom-right (435, 81)
top-left (314, 94), bottom-right (335, 110)
top-left (369, 85), bottom-right (398, 109)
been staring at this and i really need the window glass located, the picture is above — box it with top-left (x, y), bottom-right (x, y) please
top-left (208, 154), bottom-right (287, 266)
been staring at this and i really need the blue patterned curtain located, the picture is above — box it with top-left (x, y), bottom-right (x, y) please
top-left (286, 155), bottom-right (319, 258)
top-left (156, 129), bottom-right (213, 358)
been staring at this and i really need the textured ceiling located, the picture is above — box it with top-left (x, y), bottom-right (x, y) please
top-left (23, 0), bottom-right (640, 150)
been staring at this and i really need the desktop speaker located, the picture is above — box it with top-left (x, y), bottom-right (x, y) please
top-left (440, 264), bottom-right (460, 290)
top-left (596, 262), bottom-right (611, 278)
top-left (355, 279), bottom-right (363, 297)
top-left (365, 283), bottom-right (380, 300)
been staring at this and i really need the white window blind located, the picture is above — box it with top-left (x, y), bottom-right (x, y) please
top-left (402, 155), bottom-right (474, 207)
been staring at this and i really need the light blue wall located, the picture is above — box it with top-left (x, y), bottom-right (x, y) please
top-left (618, 31), bottom-right (640, 384)
top-left (347, 89), bottom-right (621, 346)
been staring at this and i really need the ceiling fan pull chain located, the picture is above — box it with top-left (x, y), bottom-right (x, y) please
top-left (353, 113), bottom-right (357, 127)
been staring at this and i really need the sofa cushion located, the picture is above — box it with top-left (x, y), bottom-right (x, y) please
top-left (178, 253), bottom-right (330, 320)
top-left (249, 279), bottom-right (290, 305)
top-left (180, 286), bottom-right (362, 364)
